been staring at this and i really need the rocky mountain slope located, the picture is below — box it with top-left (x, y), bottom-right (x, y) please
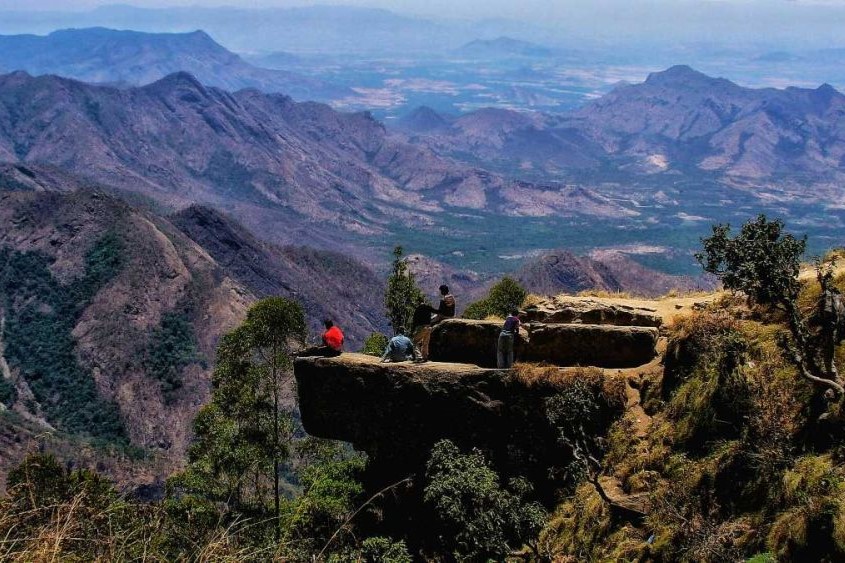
top-left (396, 65), bottom-right (845, 194)
top-left (0, 178), bottom-right (387, 489)
top-left (0, 188), bottom-right (249, 485)
top-left (170, 204), bottom-right (387, 345)
top-left (0, 28), bottom-right (347, 102)
top-left (515, 250), bottom-right (715, 297)
top-left (0, 71), bottom-right (629, 250)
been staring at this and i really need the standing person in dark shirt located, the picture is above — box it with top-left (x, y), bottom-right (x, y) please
top-left (432, 285), bottom-right (456, 323)
top-left (497, 309), bottom-right (521, 369)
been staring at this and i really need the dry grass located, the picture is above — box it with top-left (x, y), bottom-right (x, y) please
top-left (576, 289), bottom-right (634, 299)
top-left (0, 478), bottom-right (273, 562)
top-left (511, 363), bottom-right (626, 408)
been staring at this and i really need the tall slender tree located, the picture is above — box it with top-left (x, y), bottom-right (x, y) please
top-left (172, 297), bottom-right (306, 539)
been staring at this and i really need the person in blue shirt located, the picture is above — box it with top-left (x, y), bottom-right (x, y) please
top-left (381, 328), bottom-right (420, 363)
top-left (497, 309), bottom-right (521, 368)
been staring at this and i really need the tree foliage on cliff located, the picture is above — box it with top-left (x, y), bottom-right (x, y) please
top-left (696, 214), bottom-right (844, 395)
top-left (361, 332), bottom-right (389, 356)
top-left (424, 439), bottom-right (546, 560)
top-left (463, 277), bottom-right (527, 320)
top-left (171, 297), bottom-right (306, 537)
top-left (384, 246), bottom-right (426, 335)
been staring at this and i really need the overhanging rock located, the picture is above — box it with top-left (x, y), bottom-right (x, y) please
top-left (294, 353), bottom-right (625, 504)
top-left (428, 319), bottom-right (658, 368)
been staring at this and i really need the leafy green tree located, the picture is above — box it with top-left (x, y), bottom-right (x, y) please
top-left (280, 438), bottom-right (366, 559)
top-left (171, 297), bottom-right (306, 540)
top-left (384, 247), bottom-right (426, 335)
top-left (696, 215), bottom-right (843, 395)
top-left (361, 333), bottom-right (389, 356)
top-left (463, 277), bottom-right (527, 320)
top-left (423, 440), bottom-right (546, 560)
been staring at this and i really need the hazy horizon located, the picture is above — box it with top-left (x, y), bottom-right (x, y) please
top-left (3, 0), bottom-right (845, 50)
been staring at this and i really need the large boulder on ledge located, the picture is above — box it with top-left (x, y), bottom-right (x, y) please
top-left (428, 319), bottom-right (658, 368)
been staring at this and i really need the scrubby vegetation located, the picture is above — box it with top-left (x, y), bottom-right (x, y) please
top-left (384, 246), bottom-right (427, 334)
top-left (539, 220), bottom-right (845, 561)
top-left (423, 439), bottom-right (546, 560)
top-left (463, 276), bottom-right (527, 319)
top-left (0, 234), bottom-right (127, 442)
top-left (361, 332), bottom-right (389, 356)
top-left (144, 310), bottom-right (201, 400)
top-left (0, 378), bottom-right (16, 408)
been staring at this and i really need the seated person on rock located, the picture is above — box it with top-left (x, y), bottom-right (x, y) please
top-left (299, 319), bottom-right (344, 357)
top-left (432, 284), bottom-right (456, 323)
top-left (381, 329), bottom-right (420, 363)
top-left (412, 285), bottom-right (456, 360)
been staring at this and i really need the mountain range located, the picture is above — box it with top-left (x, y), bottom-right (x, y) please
top-left (0, 5), bottom-right (558, 55)
top-left (0, 69), bottom-right (637, 252)
top-left (515, 250), bottom-right (714, 297)
top-left (0, 28), bottom-right (348, 102)
top-left (396, 65), bottom-right (845, 197)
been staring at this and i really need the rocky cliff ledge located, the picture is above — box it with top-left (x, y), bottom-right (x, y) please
top-left (524, 296), bottom-right (663, 327)
top-left (428, 319), bottom-right (658, 368)
top-left (295, 353), bottom-right (625, 505)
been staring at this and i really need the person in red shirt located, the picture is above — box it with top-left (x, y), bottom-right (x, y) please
top-left (299, 319), bottom-right (344, 357)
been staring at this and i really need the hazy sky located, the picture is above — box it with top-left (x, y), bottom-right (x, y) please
top-left (6, 0), bottom-right (845, 22)
top-left (4, 0), bottom-right (845, 50)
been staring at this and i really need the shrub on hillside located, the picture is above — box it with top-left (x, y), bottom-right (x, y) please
top-left (463, 277), bottom-right (527, 320)
top-left (423, 439), bottom-right (546, 560)
top-left (0, 379), bottom-right (16, 407)
top-left (144, 311), bottom-right (201, 401)
top-left (362, 332), bottom-right (389, 357)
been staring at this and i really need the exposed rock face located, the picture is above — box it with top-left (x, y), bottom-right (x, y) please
top-left (523, 296), bottom-right (663, 328)
top-left (428, 319), bottom-right (658, 368)
top-left (0, 187), bottom-right (383, 490)
top-left (294, 353), bottom-right (625, 504)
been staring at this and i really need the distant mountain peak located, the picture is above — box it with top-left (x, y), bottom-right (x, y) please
top-left (458, 36), bottom-right (553, 57)
top-left (0, 26), bottom-right (349, 102)
top-left (146, 71), bottom-right (206, 91)
top-left (396, 106), bottom-right (450, 133)
top-left (645, 65), bottom-right (713, 85)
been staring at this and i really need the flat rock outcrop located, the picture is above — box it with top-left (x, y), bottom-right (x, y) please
top-left (294, 353), bottom-right (625, 505)
top-left (428, 319), bottom-right (658, 368)
top-left (523, 296), bottom-right (663, 328)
